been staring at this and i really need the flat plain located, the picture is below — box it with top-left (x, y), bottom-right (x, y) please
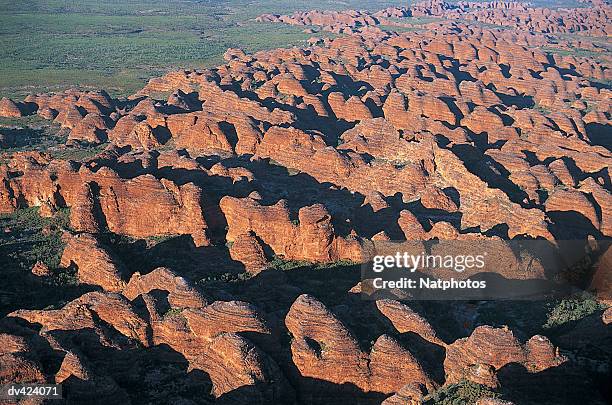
top-left (0, 0), bottom-right (407, 98)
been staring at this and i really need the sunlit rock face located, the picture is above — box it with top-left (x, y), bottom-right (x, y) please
top-left (1, 0), bottom-right (611, 403)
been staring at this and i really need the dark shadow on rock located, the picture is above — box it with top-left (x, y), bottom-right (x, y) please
top-left (498, 361), bottom-right (608, 405)
top-left (0, 252), bottom-right (98, 318)
top-left (495, 93), bottom-right (535, 109)
top-left (586, 123), bottom-right (612, 152)
top-left (289, 378), bottom-right (387, 405)
top-left (0, 127), bottom-right (50, 149)
top-left (395, 331), bottom-right (446, 385)
top-left (451, 143), bottom-right (532, 207)
top-left (547, 211), bottom-right (602, 240)
top-left (48, 327), bottom-right (215, 405)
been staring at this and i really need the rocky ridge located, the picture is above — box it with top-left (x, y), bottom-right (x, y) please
top-left (1, 1), bottom-right (611, 404)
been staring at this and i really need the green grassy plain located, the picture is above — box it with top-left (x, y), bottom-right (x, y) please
top-left (0, 0), bottom-right (407, 99)
top-left (0, 0), bottom-right (593, 99)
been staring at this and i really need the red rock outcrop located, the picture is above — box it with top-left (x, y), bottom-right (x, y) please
top-left (327, 92), bottom-right (373, 121)
top-left (123, 267), bottom-right (207, 309)
top-left (286, 294), bottom-right (434, 397)
top-left (54, 350), bottom-right (131, 404)
top-left (433, 148), bottom-right (553, 239)
top-left (60, 232), bottom-right (127, 292)
top-left (166, 111), bottom-right (234, 154)
top-left (68, 113), bottom-right (110, 144)
top-left (545, 188), bottom-right (600, 231)
top-left (229, 232), bottom-right (269, 273)
top-left (381, 383), bottom-right (426, 405)
top-left (256, 126), bottom-right (429, 201)
top-left (376, 299), bottom-right (446, 346)
top-left (145, 304), bottom-right (291, 401)
top-left (285, 294), bottom-right (370, 389)
top-left (0, 97), bottom-right (24, 117)
top-left (182, 301), bottom-right (271, 345)
top-left (0, 334), bottom-right (46, 385)
top-left (221, 196), bottom-right (362, 262)
top-left (31, 261), bottom-right (50, 277)
top-left (2, 155), bottom-right (211, 246)
top-left (9, 292), bottom-right (151, 346)
top-left (444, 326), bottom-right (566, 386)
top-left (370, 334), bottom-right (434, 392)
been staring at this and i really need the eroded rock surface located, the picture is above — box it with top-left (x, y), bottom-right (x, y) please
top-left (1, 1), bottom-right (611, 403)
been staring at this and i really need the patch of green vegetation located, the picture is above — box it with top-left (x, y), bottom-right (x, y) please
top-left (544, 293), bottom-right (605, 329)
top-left (0, 115), bottom-right (109, 161)
top-left (582, 101), bottom-right (596, 114)
top-left (101, 232), bottom-right (141, 246)
top-left (425, 380), bottom-right (501, 405)
top-left (0, 0), bottom-right (405, 99)
top-left (531, 104), bottom-right (552, 115)
top-left (0, 207), bottom-right (69, 269)
top-left (49, 142), bottom-right (110, 161)
top-left (0, 118), bottom-right (66, 154)
top-left (267, 258), bottom-right (361, 307)
top-left (466, 0), bottom-right (586, 9)
top-left (0, 115), bottom-right (51, 128)
top-left (51, 265), bottom-right (79, 287)
top-left (541, 46), bottom-right (608, 62)
top-left (198, 271), bottom-right (252, 285)
top-left (459, 19), bottom-right (513, 31)
top-left (588, 77), bottom-right (612, 88)
top-left (529, 0), bottom-right (587, 8)
top-left (267, 256), bottom-right (358, 272)
top-left (0, 206), bottom-right (93, 316)
top-left (371, 156), bottom-right (416, 168)
top-left (55, 206), bottom-right (71, 227)
top-left (98, 232), bottom-right (223, 281)
top-left (163, 307), bottom-right (184, 319)
top-left (145, 234), bottom-right (180, 245)
top-left (268, 256), bottom-right (313, 271)
top-left (0, 124), bottom-right (106, 164)
top-left (0, 0), bottom-right (409, 15)
top-left (386, 16), bottom-right (444, 26)
top-left (474, 293), bottom-right (608, 337)
top-left (475, 300), bottom-right (551, 336)
top-left (268, 158), bottom-right (284, 167)
top-left (378, 24), bottom-right (423, 33)
top-left (287, 167), bottom-right (301, 176)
